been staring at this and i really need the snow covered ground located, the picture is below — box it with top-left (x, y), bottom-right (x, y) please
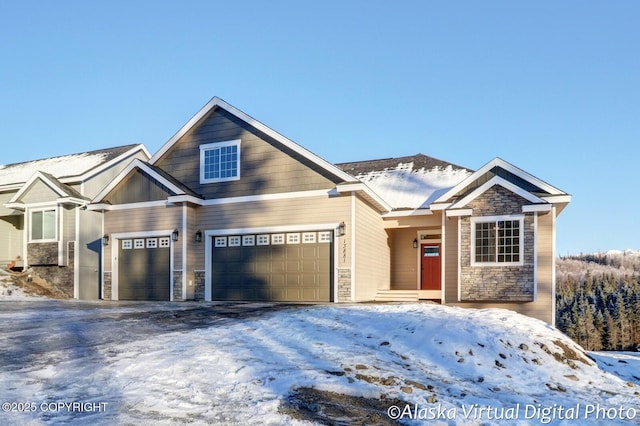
top-left (0, 298), bottom-right (638, 426)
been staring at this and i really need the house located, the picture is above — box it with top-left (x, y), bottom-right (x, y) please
top-left (0, 144), bottom-right (150, 298)
top-left (87, 97), bottom-right (570, 324)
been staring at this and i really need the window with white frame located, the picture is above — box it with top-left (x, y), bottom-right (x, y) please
top-left (30, 209), bottom-right (56, 241)
top-left (200, 140), bottom-right (241, 183)
top-left (472, 216), bottom-right (523, 265)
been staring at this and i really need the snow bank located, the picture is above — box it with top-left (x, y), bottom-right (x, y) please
top-left (0, 303), bottom-right (637, 425)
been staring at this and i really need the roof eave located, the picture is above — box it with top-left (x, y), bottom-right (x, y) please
top-left (336, 182), bottom-right (392, 213)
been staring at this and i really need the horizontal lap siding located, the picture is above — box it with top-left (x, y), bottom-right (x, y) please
top-left (193, 195), bottom-right (352, 270)
top-left (390, 228), bottom-right (418, 290)
top-left (103, 205), bottom-right (183, 271)
top-left (444, 217), bottom-right (459, 303)
top-left (155, 108), bottom-right (339, 199)
top-left (354, 197), bottom-right (390, 300)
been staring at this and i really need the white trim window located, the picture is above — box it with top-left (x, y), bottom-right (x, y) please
top-left (30, 208), bottom-right (57, 241)
top-left (471, 215), bottom-right (524, 266)
top-left (200, 140), bottom-right (241, 183)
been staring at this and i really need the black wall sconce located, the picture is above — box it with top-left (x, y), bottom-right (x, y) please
top-left (413, 238), bottom-right (418, 249)
top-left (338, 221), bottom-right (346, 237)
top-left (195, 230), bottom-right (203, 243)
top-left (102, 234), bottom-right (109, 246)
top-left (172, 229), bottom-right (179, 242)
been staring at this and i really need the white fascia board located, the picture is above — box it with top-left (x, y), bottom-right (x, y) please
top-left (541, 194), bottom-right (572, 204)
top-left (90, 200), bottom-right (171, 211)
top-left (149, 97), bottom-right (355, 183)
top-left (3, 202), bottom-right (24, 210)
top-left (429, 203), bottom-right (451, 211)
top-left (522, 204), bottom-right (553, 213)
top-left (57, 197), bottom-right (89, 206)
top-left (196, 189), bottom-right (335, 207)
top-left (336, 182), bottom-right (392, 212)
top-left (449, 176), bottom-right (546, 210)
top-left (383, 209), bottom-right (433, 218)
top-left (86, 203), bottom-right (112, 212)
top-left (167, 195), bottom-right (205, 205)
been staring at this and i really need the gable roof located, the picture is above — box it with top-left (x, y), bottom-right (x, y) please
top-left (431, 157), bottom-right (571, 212)
top-left (150, 97), bottom-right (355, 183)
top-left (90, 158), bottom-right (202, 209)
top-left (5, 171), bottom-right (89, 209)
top-left (0, 144), bottom-right (150, 188)
top-left (335, 154), bottom-right (472, 210)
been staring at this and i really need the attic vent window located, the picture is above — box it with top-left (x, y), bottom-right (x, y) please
top-left (200, 140), bottom-right (241, 184)
top-left (471, 216), bottom-right (524, 266)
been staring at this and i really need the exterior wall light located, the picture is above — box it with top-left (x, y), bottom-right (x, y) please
top-left (102, 235), bottom-right (109, 246)
top-left (195, 230), bottom-right (203, 242)
top-left (413, 238), bottom-right (418, 249)
top-left (338, 222), bottom-right (346, 237)
top-left (172, 229), bottom-right (179, 242)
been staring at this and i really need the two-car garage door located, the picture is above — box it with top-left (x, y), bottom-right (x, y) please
top-left (211, 231), bottom-right (334, 302)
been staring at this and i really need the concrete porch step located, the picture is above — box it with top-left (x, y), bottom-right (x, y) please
top-left (374, 290), bottom-right (419, 302)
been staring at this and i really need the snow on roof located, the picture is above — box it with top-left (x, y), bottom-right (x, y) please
top-left (0, 145), bottom-right (140, 186)
top-left (338, 154), bottom-right (471, 209)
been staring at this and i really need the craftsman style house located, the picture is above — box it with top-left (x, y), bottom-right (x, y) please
top-left (85, 97), bottom-right (570, 324)
top-left (0, 145), bottom-right (150, 298)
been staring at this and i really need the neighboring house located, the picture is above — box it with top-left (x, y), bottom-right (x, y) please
top-left (87, 97), bottom-right (570, 324)
top-left (0, 144), bottom-right (150, 298)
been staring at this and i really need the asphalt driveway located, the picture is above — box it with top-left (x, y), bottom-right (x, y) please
top-left (0, 300), bottom-right (298, 373)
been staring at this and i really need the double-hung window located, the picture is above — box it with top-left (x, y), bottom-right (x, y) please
top-left (31, 209), bottom-right (57, 241)
top-left (200, 140), bottom-right (241, 183)
top-left (471, 216), bottom-right (523, 266)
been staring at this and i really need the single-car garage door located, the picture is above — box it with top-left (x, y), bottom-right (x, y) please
top-left (211, 231), bottom-right (333, 302)
top-left (118, 237), bottom-right (171, 300)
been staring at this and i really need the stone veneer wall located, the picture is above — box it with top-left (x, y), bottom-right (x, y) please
top-left (460, 185), bottom-right (535, 302)
top-left (194, 270), bottom-right (205, 301)
top-left (103, 272), bottom-right (112, 300)
top-left (337, 268), bottom-right (351, 302)
top-left (30, 242), bottom-right (75, 298)
top-left (173, 271), bottom-right (183, 301)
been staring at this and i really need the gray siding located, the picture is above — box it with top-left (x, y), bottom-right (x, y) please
top-left (77, 209), bottom-right (102, 299)
top-left (82, 150), bottom-right (150, 199)
top-left (154, 107), bottom-right (340, 199)
top-left (105, 169), bottom-right (175, 204)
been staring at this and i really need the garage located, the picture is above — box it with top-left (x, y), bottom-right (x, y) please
top-left (211, 231), bottom-right (333, 302)
top-left (118, 237), bottom-right (171, 300)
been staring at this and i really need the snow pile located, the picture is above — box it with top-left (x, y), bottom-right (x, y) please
top-left (0, 270), bottom-right (46, 301)
top-left (0, 303), bottom-right (638, 425)
top-left (0, 152), bottom-right (108, 184)
top-left (354, 162), bottom-right (470, 209)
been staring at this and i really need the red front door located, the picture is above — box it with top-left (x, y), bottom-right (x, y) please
top-left (421, 243), bottom-right (441, 290)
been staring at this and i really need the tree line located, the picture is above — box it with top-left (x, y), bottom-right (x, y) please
top-left (556, 251), bottom-right (640, 351)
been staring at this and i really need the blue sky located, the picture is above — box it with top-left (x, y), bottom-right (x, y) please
top-left (1, 1), bottom-right (638, 255)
